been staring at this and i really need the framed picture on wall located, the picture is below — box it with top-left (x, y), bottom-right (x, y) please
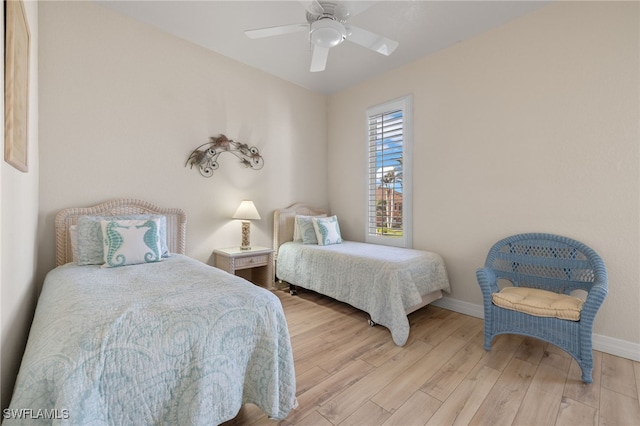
top-left (4, 0), bottom-right (30, 172)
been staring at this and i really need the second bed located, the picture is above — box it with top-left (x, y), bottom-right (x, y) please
top-left (274, 203), bottom-right (451, 346)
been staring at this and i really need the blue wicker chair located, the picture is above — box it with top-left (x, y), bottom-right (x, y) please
top-left (476, 233), bottom-right (607, 383)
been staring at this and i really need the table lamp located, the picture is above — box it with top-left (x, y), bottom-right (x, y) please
top-left (232, 200), bottom-right (261, 250)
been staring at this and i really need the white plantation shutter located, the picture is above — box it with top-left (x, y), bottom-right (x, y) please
top-left (366, 96), bottom-right (412, 248)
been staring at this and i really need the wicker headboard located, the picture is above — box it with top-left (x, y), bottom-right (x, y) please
top-left (54, 199), bottom-right (187, 266)
top-left (273, 202), bottom-right (326, 256)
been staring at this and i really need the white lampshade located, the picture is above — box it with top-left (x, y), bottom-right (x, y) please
top-left (232, 201), bottom-right (261, 220)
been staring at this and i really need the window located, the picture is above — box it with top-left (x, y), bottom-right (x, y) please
top-left (366, 95), bottom-right (412, 248)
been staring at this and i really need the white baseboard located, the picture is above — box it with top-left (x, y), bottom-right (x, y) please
top-left (592, 334), bottom-right (640, 362)
top-left (431, 296), bottom-right (640, 362)
top-left (431, 296), bottom-right (484, 319)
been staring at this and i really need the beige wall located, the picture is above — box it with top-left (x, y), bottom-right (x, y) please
top-left (37, 0), bottom-right (327, 276)
top-left (328, 1), bottom-right (639, 352)
top-left (1, 0), bottom-right (39, 410)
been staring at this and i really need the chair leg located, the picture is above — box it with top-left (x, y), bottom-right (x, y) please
top-left (578, 342), bottom-right (594, 384)
top-left (579, 358), bottom-right (593, 384)
top-left (483, 330), bottom-right (493, 351)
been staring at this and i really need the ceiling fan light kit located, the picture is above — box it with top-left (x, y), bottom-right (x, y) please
top-left (310, 19), bottom-right (346, 48)
top-left (244, 1), bottom-right (398, 73)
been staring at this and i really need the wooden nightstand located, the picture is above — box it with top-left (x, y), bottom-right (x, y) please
top-left (213, 246), bottom-right (274, 289)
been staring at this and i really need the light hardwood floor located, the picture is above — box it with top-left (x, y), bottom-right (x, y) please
top-left (225, 287), bottom-right (640, 426)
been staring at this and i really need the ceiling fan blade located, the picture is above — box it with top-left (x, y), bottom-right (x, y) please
top-left (244, 23), bottom-right (308, 39)
top-left (346, 25), bottom-right (399, 56)
top-left (310, 45), bottom-right (330, 72)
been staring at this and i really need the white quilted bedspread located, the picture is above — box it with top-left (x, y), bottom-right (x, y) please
top-left (276, 241), bottom-right (450, 346)
top-left (6, 255), bottom-right (297, 425)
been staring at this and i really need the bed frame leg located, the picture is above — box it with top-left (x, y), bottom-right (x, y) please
top-left (289, 284), bottom-right (297, 296)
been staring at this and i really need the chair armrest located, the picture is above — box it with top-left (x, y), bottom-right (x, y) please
top-left (476, 267), bottom-right (499, 296)
top-left (581, 279), bottom-right (608, 322)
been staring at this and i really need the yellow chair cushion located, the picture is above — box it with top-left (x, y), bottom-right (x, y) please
top-left (492, 287), bottom-right (584, 321)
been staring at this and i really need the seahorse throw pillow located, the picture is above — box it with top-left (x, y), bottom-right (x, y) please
top-left (77, 214), bottom-right (169, 265)
top-left (312, 215), bottom-right (343, 246)
top-left (100, 219), bottom-right (163, 267)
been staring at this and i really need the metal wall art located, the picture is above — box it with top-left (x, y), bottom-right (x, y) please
top-left (186, 134), bottom-right (264, 177)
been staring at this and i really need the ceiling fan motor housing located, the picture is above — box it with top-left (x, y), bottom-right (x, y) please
top-left (310, 18), bottom-right (347, 48)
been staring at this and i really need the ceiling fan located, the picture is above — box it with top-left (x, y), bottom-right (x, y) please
top-left (244, 1), bottom-right (399, 73)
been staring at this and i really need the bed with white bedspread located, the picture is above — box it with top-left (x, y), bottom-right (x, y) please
top-left (274, 203), bottom-right (451, 346)
top-left (5, 199), bottom-right (297, 425)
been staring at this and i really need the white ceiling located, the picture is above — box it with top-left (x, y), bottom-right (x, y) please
top-left (96, 1), bottom-right (550, 94)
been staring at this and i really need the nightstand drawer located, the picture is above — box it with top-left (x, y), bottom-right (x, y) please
top-left (235, 254), bottom-right (269, 269)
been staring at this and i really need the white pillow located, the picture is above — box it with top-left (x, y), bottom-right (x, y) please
top-left (312, 215), bottom-right (343, 246)
top-left (100, 219), bottom-right (163, 267)
top-left (69, 225), bottom-right (79, 263)
top-left (294, 214), bottom-right (325, 244)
